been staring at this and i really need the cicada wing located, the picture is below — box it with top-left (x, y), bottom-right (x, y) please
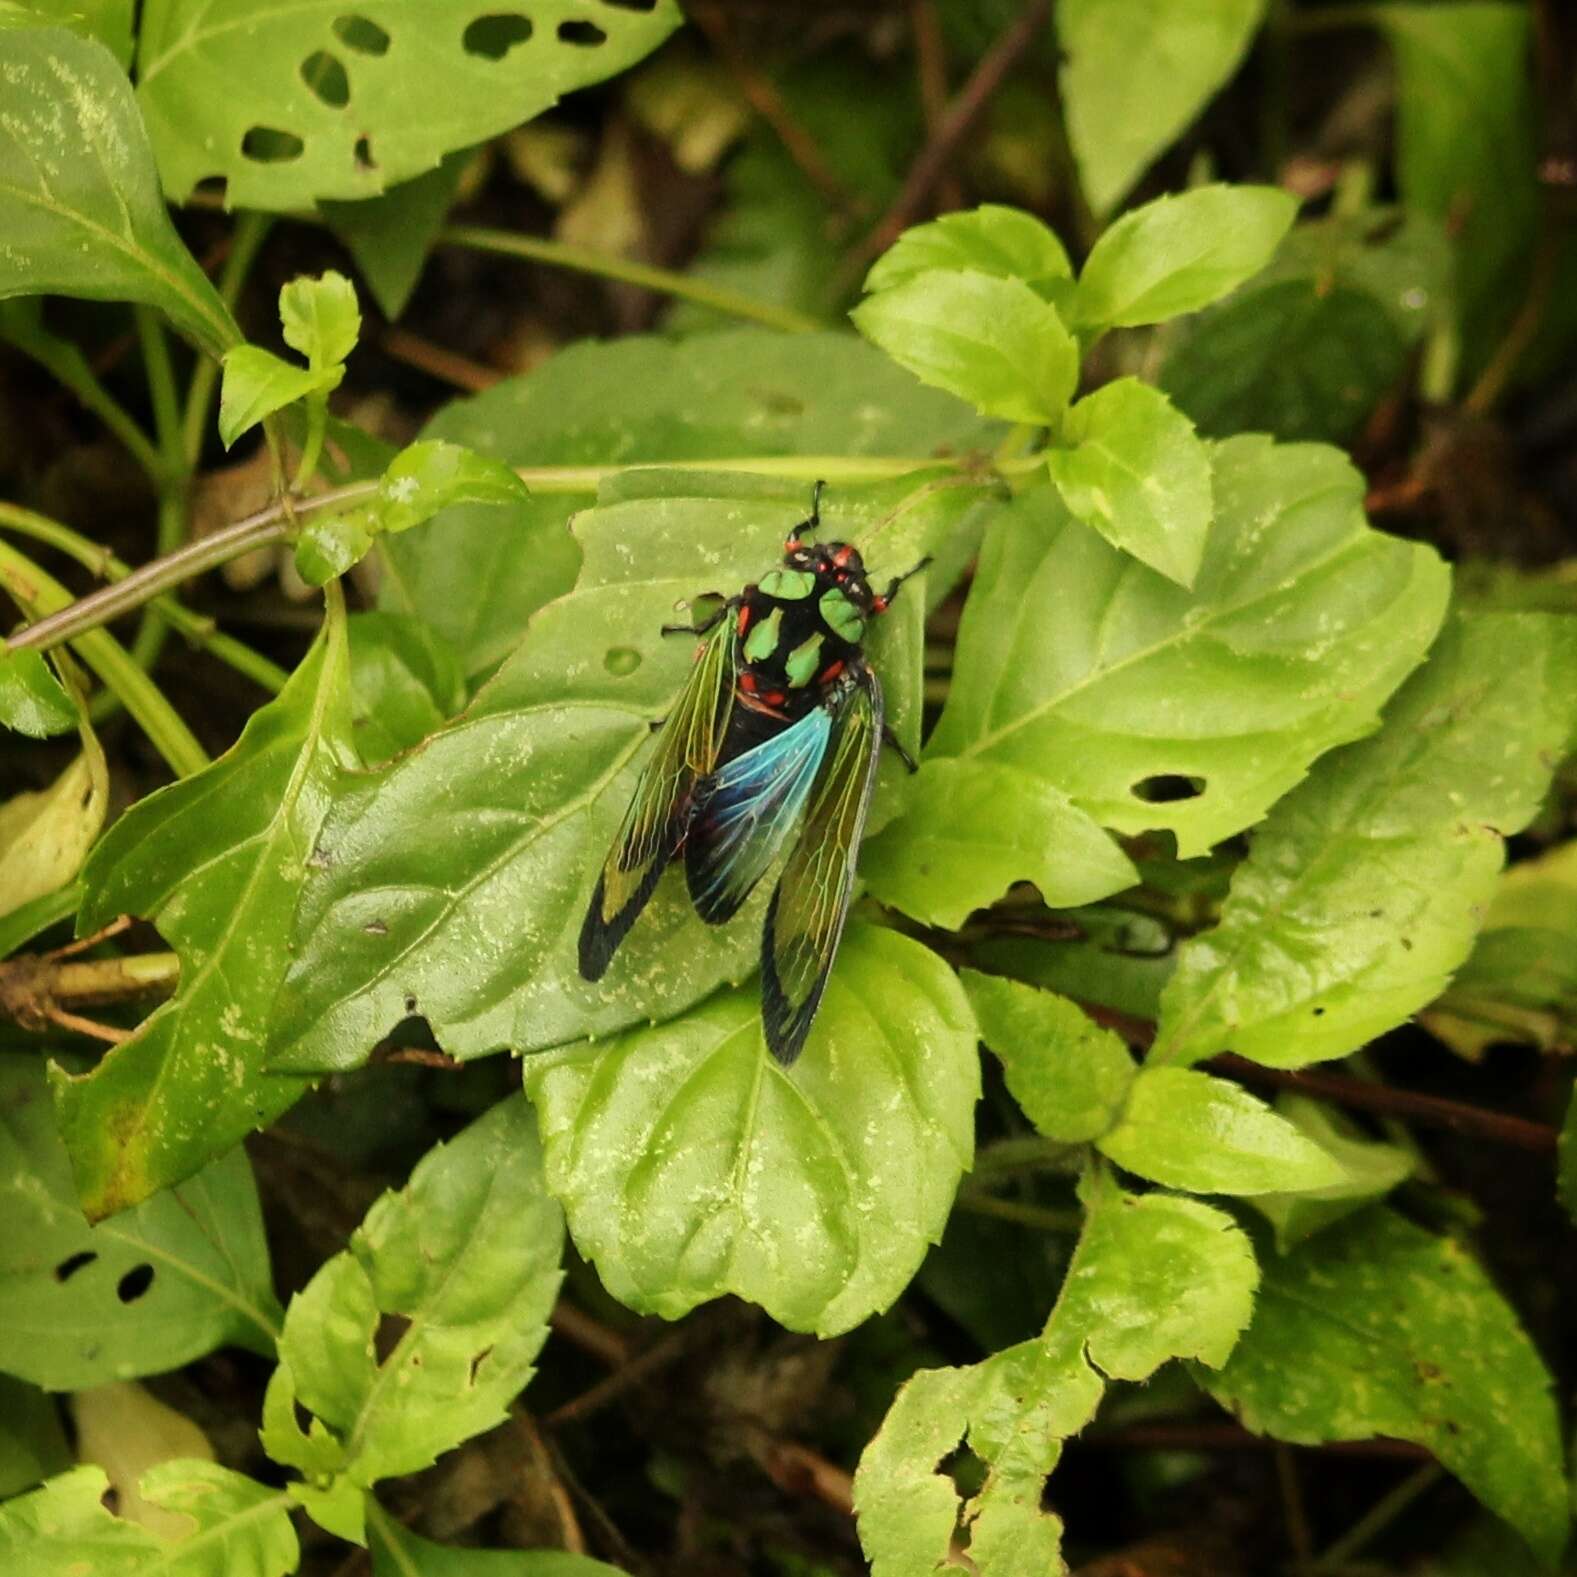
top-left (761, 664), bottom-right (882, 1065)
top-left (685, 706), bottom-right (832, 925)
top-left (578, 617), bottom-right (736, 980)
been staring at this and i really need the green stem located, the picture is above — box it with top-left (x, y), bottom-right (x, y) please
top-left (439, 224), bottom-right (826, 335)
top-left (954, 1193), bottom-right (1084, 1232)
top-left (1311, 1463), bottom-right (1444, 1572)
top-left (0, 539), bottom-right (208, 778)
top-left (0, 502), bottom-right (287, 694)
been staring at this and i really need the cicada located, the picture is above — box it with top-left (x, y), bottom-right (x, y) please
top-left (578, 482), bottom-right (926, 1065)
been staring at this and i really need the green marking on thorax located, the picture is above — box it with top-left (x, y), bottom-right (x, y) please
top-left (785, 633), bottom-right (824, 688)
top-left (743, 607), bottom-right (782, 663)
top-left (758, 568), bottom-right (816, 600)
top-left (819, 585), bottom-right (864, 643)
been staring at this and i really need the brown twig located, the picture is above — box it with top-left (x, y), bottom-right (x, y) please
top-left (379, 327), bottom-right (502, 394)
top-left (910, 0), bottom-right (963, 211)
top-left (544, 1324), bottom-right (691, 1427)
top-left (548, 1300), bottom-right (634, 1368)
top-left (836, 0), bottom-right (1053, 290)
top-left (513, 1409), bottom-right (587, 1555)
top-left (752, 1437), bottom-right (856, 1518)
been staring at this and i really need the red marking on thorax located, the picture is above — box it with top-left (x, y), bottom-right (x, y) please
top-left (819, 659), bottom-right (845, 683)
top-left (737, 604), bottom-right (752, 636)
top-left (739, 672), bottom-right (758, 694)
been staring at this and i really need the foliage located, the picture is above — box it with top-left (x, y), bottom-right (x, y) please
top-left (1, 3), bottom-right (1575, 1575)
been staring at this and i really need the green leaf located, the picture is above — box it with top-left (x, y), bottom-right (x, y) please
top-left (270, 475), bottom-right (978, 1069)
top-left (1046, 377), bottom-right (1212, 586)
top-left (1096, 1066), bottom-right (1349, 1195)
top-left (1072, 184), bottom-right (1299, 330)
top-left (50, 612), bottom-right (354, 1217)
top-left (374, 439), bottom-right (528, 535)
top-left (960, 971), bottom-right (1136, 1143)
top-left (1057, 0), bottom-right (1268, 216)
top-left (865, 205), bottom-right (1073, 295)
top-left (851, 268), bottom-right (1079, 424)
top-left (1154, 614), bottom-right (1577, 1068)
top-left (0, 1052), bottom-right (281, 1387)
top-left (12, 0), bottom-right (134, 66)
top-left (294, 507), bottom-right (377, 588)
top-left (926, 438), bottom-right (1450, 858)
top-left (860, 758), bottom-right (1136, 930)
top-left (855, 1166), bottom-right (1256, 1574)
top-left (135, 0), bottom-right (682, 210)
top-left (279, 270), bottom-right (361, 369)
top-left (0, 24), bottom-right (239, 357)
top-left (0, 645), bottom-right (76, 738)
top-left (370, 1509), bottom-right (626, 1576)
top-left (1203, 1208), bottom-right (1569, 1566)
top-left (1248, 1095), bottom-right (1415, 1251)
top-left (0, 1377), bottom-right (70, 1500)
top-left (218, 344), bottom-right (342, 449)
top-left (0, 1463), bottom-right (297, 1576)
top-left (347, 611), bottom-right (467, 766)
top-left (269, 1096), bottom-right (562, 1485)
top-left (382, 329), bottom-right (998, 679)
top-left (520, 926), bottom-right (976, 1335)
top-left (0, 749), bottom-right (107, 923)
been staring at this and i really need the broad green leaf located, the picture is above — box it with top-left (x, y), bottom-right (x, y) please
top-left (382, 330), bottom-right (995, 679)
top-left (135, 0), bottom-right (682, 210)
top-left (1204, 1209), bottom-right (1569, 1566)
top-left (370, 1511), bottom-right (626, 1576)
top-left (851, 268), bottom-right (1079, 424)
top-left (1424, 839), bottom-right (1577, 1059)
top-left (860, 758), bottom-right (1136, 930)
top-left (12, 0), bottom-right (134, 65)
top-left (1096, 1067), bottom-right (1348, 1195)
top-left (0, 1377), bottom-right (70, 1499)
top-left (1160, 211), bottom-right (1449, 444)
top-left (960, 971), bottom-right (1135, 1142)
top-left (270, 476), bottom-right (979, 1070)
top-left (0, 746), bottom-right (106, 921)
top-left (972, 930), bottom-right (1174, 1022)
top-left (0, 1462), bottom-right (296, 1576)
top-left (0, 645), bottom-right (75, 738)
top-left (218, 345), bottom-right (342, 449)
top-left (1154, 615), bottom-right (1577, 1068)
top-left (865, 205), bottom-right (1073, 295)
top-left (270, 1096), bottom-right (562, 1485)
top-left (0, 25), bottom-right (239, 357)
top-left (294, 507), bottom-right (376, 588)
top-left (375, 440), bottom-right (528, 535)
top-left (0, 1053), bottom-right (280, 1388)
top-left (1248, 1095), bottom-right (1414, 1251)
top-left (520, 926), bottom-right (976, 1336)
top-left (856, 1166), bottom-right (1255, 1575)
top-left (1046, 377), bottom-right (1212, 586)
top-left (280, 271), bottom-right (360, 369)
top-left (926, 438), bottom-right (1450, 857)
top-left (1057, 0), bottom-right (1267, 216)
top-left (50, 613), bottom-right (354, 1217)
top-left (1072, 185), bottom-right (1299, 331)
top-left (347, 611), bottom-right (467, 765)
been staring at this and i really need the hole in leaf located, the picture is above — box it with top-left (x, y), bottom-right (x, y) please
top-left (334, 14), bottom-right (390, 54)
top-left (117, 1264), bottom-right (155, 1302)
top-left (55, 1250), bottom-right (97, 1282)
top-left (375, 1313), bottom-right (410, 1362)
top-left (354, 134), bottom-right (377, 169)
top-left (242, 126), bottom-right (306, 163)
top-left (191, 175), bottom-right (229, 205)
top-left (600, 0), bottom-right (658, 9)
top-left (405, 994), bottom-right (418, 1013)
top-left (604, 646), bottom-right (642, 676)
top-left (300, 50), bottom-right (350, 106)
top-left (463, 13), bottom-right (533, 58)
top-left (557, 18), bottom-right (606, 45)
top-left (1130, 774), bottom-right (1205, 804)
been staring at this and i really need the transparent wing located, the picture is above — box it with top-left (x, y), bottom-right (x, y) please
top-left (578, 617), bottom-right (735, 980)
top-left (685, 706), bottom-right (832, 925)
top-left (761, 665), bottom-right (882, 1065)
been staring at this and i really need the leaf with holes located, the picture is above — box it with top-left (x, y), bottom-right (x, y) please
top-left (135, 0), bottom-right (683, 210)
top-left (1203, 1208), bottom-right (1569, 1566)
top-left (268, 472), bottom-right (987, 1072)
top-left (0, 1053), bottom-right (280, 1389)
top-left (1057, 0), bottom-right (1269, 216)
top-left (48, 610), bottom-right (355, 1218)
top-left (1154, 614), bottom-right (1577, 1069)
top-left (923, 438), bottom-right (1450, 858)
top-left (0, 1463), bottom-right (297, 1576)
top-left (382, 329), bottom-right (999, 681)
top-left (265, 1096), bottom-right (562, 1487)
top-left (519, 926), bottom-right (977, 1335)
top-left (0, 23), bottom-right (240, 357)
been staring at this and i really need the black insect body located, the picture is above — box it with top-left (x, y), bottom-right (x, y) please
top-left (578, 483), bottom-right (926, 1065)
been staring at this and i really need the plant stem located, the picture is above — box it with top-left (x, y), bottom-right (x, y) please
top-left (439, 224), bottom-right (826, 335)
top-left (0, 539), bottom-right (208, 778)
top-left (953, 1193), bottom-right (1084, 1232)
top-left (1311, 1463), bottom-right (1444, 1572)
top-left (0, 502), bottom-right (287, 693)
